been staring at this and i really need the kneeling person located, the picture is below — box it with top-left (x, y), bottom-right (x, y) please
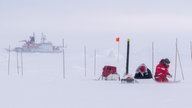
top-left (134, 64), bottom-right (152, 79)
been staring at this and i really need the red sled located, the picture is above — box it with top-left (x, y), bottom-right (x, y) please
top-left (101, 66), bottom-right (120, 81)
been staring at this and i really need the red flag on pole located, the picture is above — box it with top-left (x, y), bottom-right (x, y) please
top-left (116, 37), bottom-right (120, 42)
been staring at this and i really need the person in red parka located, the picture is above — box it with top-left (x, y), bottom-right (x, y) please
top-left (154, 58), bottom-right (172, 82)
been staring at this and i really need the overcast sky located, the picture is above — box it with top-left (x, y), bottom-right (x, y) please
top-left (0, 0), bottom-right (192, 38)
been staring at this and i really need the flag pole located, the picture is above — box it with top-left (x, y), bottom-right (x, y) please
top-left (16, 51), bottom-right (19, 75)
top-left (125, 38), bottom-right (130, 75)
top-left (21, 51), bottom-right (23, 76)
top-left (152, 42), bottom-right (154, 75)
top-left (116, 37), bottom-right (120, 74)
top-left (94, 49), bottom-right (96, 77)
top-left (175, 38), bottom-right (184, 81)
top-left (174, 38), bottom-right (178, 81)
top-left (190, 41), bottom-right (192, 61)
top-left (177, 43), bottom-right (184, 80)
top-left (117, 38), bottom-right (120, 63)
top-left (84, 46), bottom-right (86, 77)
top-left (62, 39), bottom-right (65, 79)
top-left (8, 45), bottom-right (11, 75)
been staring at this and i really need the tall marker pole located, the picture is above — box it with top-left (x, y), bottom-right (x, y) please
top-left (62, 39), bottom-right (65, 79)
top-left (174, 38), bottom-right (184, 81)
top-left (16, 51), bottom-right (19, 75)
top-left (116, 37), bottom-right (120, 73)
top-left (152, 42), bottom-right (154, 75)
top-left (174, 38), bottom-right (178, 81)
top-left (8, 45), bottom-right (11, 75)
top-left (21, 51), bottom-right (23, 76)
top-left (177, 44), bottom-right (184, 80)
top-left (94, 49), bottom-right (96, 77)
top-left (125, 38), bottom-right (130, 75)
top-left (190, 41), bottom-right (192, 61)
top-left (116, 37), bottom-right (120, 63)
top-left (84, 46), bottom-right (87, 77)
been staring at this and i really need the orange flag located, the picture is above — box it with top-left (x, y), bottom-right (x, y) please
top-left (116, 37), bottom-right (120, 42)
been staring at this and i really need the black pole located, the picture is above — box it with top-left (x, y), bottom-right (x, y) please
top-left (126, 38), bottom-right (130, 75)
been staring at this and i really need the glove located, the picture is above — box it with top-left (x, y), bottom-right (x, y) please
top-left (167, 74), bottom-right (172, 78)
top-left (155, 75), bottom-right (161, 79)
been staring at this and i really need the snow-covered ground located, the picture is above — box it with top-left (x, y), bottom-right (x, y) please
top-left (0, 35), bottom-right (192, 108)
top-left (1, 0), bottom-right (192, 108)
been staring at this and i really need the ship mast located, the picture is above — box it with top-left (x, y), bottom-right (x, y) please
top-left (41, 33), bottom-right (46, 43)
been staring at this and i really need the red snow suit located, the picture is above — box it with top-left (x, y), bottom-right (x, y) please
top-left (154, 62), bottom-right (171, 82)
